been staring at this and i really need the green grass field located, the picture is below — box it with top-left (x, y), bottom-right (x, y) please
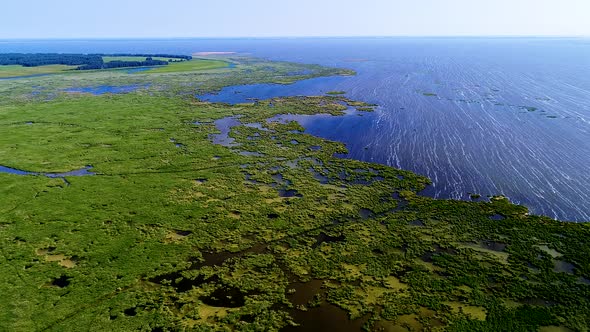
top-left (146, 58), bottom-right (229, 73)
top-left (0, 64), bottom-right (77, 78)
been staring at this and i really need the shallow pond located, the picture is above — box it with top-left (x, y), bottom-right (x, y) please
top-left (0, 165), bottom-right (94, 178)
top-left (125, 67), bottom-right (154, 74)
top-left (64, 84), bottom-right (149, 95)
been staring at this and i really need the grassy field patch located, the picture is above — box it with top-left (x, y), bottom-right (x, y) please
top-left (147, 59), bottom-right (230, 73)
top-left (0, 64), bottom-right (76, 78)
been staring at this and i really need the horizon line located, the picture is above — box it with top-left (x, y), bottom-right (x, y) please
top-left (1, 34), bottom-right (589, 41)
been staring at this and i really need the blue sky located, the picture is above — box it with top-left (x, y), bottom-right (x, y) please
top-left (2, 0), bottom-right (589, 39)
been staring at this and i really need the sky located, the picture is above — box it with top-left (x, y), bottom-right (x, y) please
top-left (1, 0), bottom-right (589, 39)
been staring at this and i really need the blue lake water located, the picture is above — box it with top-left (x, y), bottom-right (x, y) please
top-left (64, 84), bottom-right (149, 95)
top-left (198, 76), bottom-right (349, 103)
top-left (125, 67), bottom-right (154, 74)
top-left (0, 165), bottom-right (95, 178)
top-left (1, 37), bottom-right (589, 221)
top-left (0, 73), bottom-right (52, 80)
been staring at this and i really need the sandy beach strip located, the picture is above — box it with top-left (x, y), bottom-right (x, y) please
top-left (193, 52), bottom-right (237, 56)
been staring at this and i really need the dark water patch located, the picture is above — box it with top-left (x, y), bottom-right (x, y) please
top-left (359, 208), bottom-right (374, 219)
top-left (409, 220), bottom-right (425, 227)
top-left (350, 176), bottom-right (384, 185)
top-left (244, 173), bottom-right (259, 184)
top-left (522, 298), bottom-right (557, 307)
top-left (489, 214), bottom-right (505, 221)
top-left (527, 262), bottom-right (540, 273)
top-left (239, 151), bottom-right (264, 157)
top-left (198, 252), bottom-right (236, 269)
top-left (150, 270), bottom-right (216, 293)
top-left (42, 247), bottom-right (57, 253)
top-left (579, 277), bottom-right (590, 285)
top-left (195, 178), bottom-right (208, 184)
top-left (285, 157), bottom-right (323, 170)
top-left (469, 193), bottom-right (489, 202)
top-left (482, 241), bottom-right (507, 252)
top-left (271, 173), bottom-right (284, 183)
top-left (337, 171), bottom-right (348, 180)
top-left (150, 245), bottom-right (269, 292)
top-left (194, 244), bottom-right (269, 270)
top-left (201, 285), bottom-right (247, 308)
top-left (290, 140), bottom-right (299, 145)
top-left (278, 189), bottom-right (303, 198)
top-left (175, 230), bottom-right (192, 237)
top-left (372, 248), bottom-right (385, 255)
top-left (309, 145), bottom-right (322, 151)
top-left (123, 308), bottom-right (137, 316)
top-left (268, 213), bottom-right (279, 219)
top-left (421, 244), bottom-right (457, 262)
top-left (283, 301), bottom-right (368, 332)
top-left (286, 160), bottom-right (298, 169)
top-left (51, 275), bottom-right (71, 288)
top-left (351, 178), bottom-right (372, 185)
top-left (390, 199), bottom-right (409, 213)
top-left (288, 279), bottom-right (324, 306)
top-left (554, 260), bottom-right (575, 274)
top-left (64, 84), bottom-right (149, 95)
top-left (309, 168), bottom-right (329, 184)
top-left (312, 232), bottom-right (345, 249)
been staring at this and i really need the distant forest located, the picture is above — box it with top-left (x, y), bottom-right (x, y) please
top-left (0, 53), bottom-right (192, 70)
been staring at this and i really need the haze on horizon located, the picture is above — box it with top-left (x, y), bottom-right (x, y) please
top-left (1, 0), bottom-right (589, 39)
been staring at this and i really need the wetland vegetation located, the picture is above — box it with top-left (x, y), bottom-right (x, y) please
top-left (0, 54), bottom-right (588, 332)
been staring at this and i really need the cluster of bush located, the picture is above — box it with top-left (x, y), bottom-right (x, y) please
top-left (78, 58), bottom-right (169, 70)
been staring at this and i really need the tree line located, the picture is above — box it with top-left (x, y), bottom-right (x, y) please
top-left (0, 53), bottom-right (192, 70)
top-left (95, 53), bottom-right (192, 60)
